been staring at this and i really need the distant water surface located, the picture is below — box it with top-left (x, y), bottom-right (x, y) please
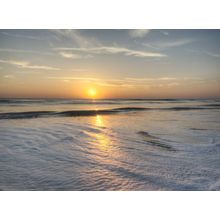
top-left (0, 99), bottom-right (220, 190)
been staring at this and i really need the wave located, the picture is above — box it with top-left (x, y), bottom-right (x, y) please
top-left (0, 98), bottom-right (218, 106)
top-left (190, 128), bottom-right (208, 131)
top-left (202, 103), bottom-right (220, 107)
top-left (0, 105), bottom-right (220, 120)
top-left (165, 106), bottom-right (220, 110)
top-left (0, 99), bottom-right (179, 106)
top-left (137, 131), bottom-right (175, 151)
top-left (0, 99), bottom-right (47, 104)
top-left (0, 107), bottom-right (147, 119)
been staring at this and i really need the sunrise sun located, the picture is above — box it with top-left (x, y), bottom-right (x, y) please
top-left (88, 88), bottom-right (97, 98)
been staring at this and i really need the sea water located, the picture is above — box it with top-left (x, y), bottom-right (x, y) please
top-left (0, 99), bottom-right (219, 190)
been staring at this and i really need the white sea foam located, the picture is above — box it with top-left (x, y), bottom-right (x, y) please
top-left (0, 99), bottom-right (219, 190)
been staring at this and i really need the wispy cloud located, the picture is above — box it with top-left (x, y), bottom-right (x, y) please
top-left (51, 30), bottom-right (165, 58)
top-left (50, 30), bottom-right (99, 47)
top-left (71, 68), bottom-right (88, 72)
top-left (158, 39), bottom-right (194, 48)
top-left (47, 76), bottom-right (134, 87)
top-left (124, 76), bottom-right (204, 88)
top-left (0, 31), bottom-right (44, 40)
top-left (143, 39), bottom-right (194, 50)
top-left (129, 29), bottom-right (151, 38)
top-left (126, 77), bottom-right (182, 88)
top-left (55, 46), bottom-right (166, 58)
top-left (47, 76), bottom-right (99, 81)
top-left (125, 77), bottom-right (176, 82)
top-left (3, 74), bottom-right (14, 79)
top-left (187, 49), bottom-right (220, 58)
top-left (167, 82), bottom-right (180, 86)
top-left (95, 81), bottom-right (134, 88)
top-left (59, 51), bottom-right (93, 59)
top-left (47, 75), bottom-right (208, 89)
top-left (59, 51), bottom-right (83, 59)
top-left (125, 77), bottom-right (155, 81)
top-left (47, 76), bottom-right (182, 87)
top-left (205, 51), bottom-right (220, 58)
top-left (0, 59), bottom-right (60, 70)
top-left (158, 77), bottom-right (176, 80)
top-left (161, 31), bottom-right (169, 36)
top-left (0, 48), bottom-right (53, 56)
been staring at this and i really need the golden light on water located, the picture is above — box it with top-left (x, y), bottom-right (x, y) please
top-left (92, 115), bottom-right (112, 152)
top-left (95, 115), bottom-right (104, 127)
top-left (90, 115), bottom-right (123, 168)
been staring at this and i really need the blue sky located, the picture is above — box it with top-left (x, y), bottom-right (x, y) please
top-left (0, 29), bottom-right (219, 98)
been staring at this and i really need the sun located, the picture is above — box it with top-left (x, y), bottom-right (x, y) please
top-left (88, 88), bottom-right (97, 98)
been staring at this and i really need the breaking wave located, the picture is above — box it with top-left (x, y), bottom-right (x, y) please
top-left (137, 131), bottom-right (176, 151)
top-left (0, 105), bottom-right (219, 120)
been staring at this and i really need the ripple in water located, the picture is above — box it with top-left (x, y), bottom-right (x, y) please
top-left (0, 99), bottom-right (220, 190)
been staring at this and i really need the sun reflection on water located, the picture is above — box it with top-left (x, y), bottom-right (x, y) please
top-left (92, 115), bottom-right (112, 152)
top-left (86, 115), bottom-right (125, 184)
top-left (95, 115), bottom-right (104, 127)
top-left (86, 115), bottom-right (122, 163)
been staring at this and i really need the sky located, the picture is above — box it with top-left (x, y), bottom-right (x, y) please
top-left (0, 29), bottom-right (219, 99)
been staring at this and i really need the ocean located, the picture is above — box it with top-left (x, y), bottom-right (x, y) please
top-left (0, 99), bottom-right (219, 190)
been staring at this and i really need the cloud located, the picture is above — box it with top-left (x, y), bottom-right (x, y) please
top-left (62, 79), bottom-right (70, 83)
top-left (0, 48), bottom-right (53, 56)
top-left (129, 29), bottom-right (151, 38)
top-left (47, 75), bottom-right (207, 89)
top-left (167, 82), bottom-right (180, 86)
top-left (125, 77), bottom-right (155, 81)
top-left (158, 77), bottom-right (176, 80)
top-left (161, 31), bottom-right (169, 36)
top-left (141, 43), bottom-right (159, 50)
top-left (187, 49), bottom-right (220, 58)
top-left (143, 39), bottom-right (194, 50)
top-left (205, 51), bottom-right (220, 58)
top-left (59, 51), bottom-right (93, 59)
top-left (50, 30), bottom-right (99, 47)
top-left (59, 51), bottom-right (83, 59)
top-left (47, 76), bottom-right (182, 88)
top-left (3, 74), bottom-right (14, 79)
top-left (71, 68), bottom-right (88, 72)
top-left (0, 31), bottom-right (44, 40)
top-left (125, 77), bottom-right (176, 82)
top-left (47, 76), bottom-right (99, 81)
top-left (0, 59), bottom-right (60, 70)
top-left (124, 77), bottom-right (180, 88)
top-left (55, 46), bottom-right (166, 58)
top-left (95, 81), bottom-right (134, 88)
top-left (158, 39), bottom-right (193, 48)
top-left (47, 76), bottom-right (134, 88)
top-left (51, 30), bottom-right (165, 59)
top-left (123, 77), bottom-right (200, 87)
